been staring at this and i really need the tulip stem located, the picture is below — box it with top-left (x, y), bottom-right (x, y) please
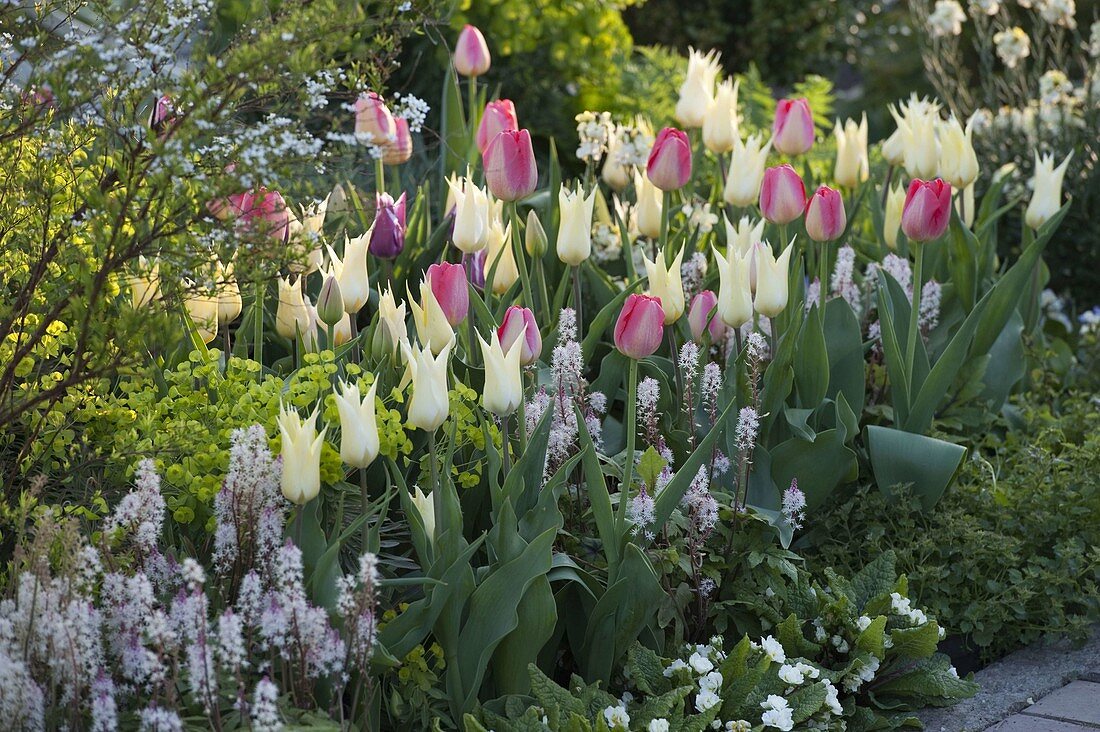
top-left (818, 242), bottom-right (830, 328)
top-left (375, 156), bottom-right (386, 196)
top-left (510, 202), bottom-right (535, 313)
top-left (660, 190), bottom-right (671, 258)
top-left (618, 359), bottom-right (639, 533)
top-left (501, 413), bottom-right (512, 478)
top-left (572, 265), bottom-right (583, 329)
top-left (360, 467), bottom-right (370, 551)
top-left (518, 373), bottom-right (529, 453)
top-left (253, 280), bottom-right (264, 376)
top-left (467, 76), bottom-right (479, 145)
top-left (881, 165), bottom-right (895, 207)
top-left (905, 245), bottom-right (924, 394)
top-left (294, 505), bottom-right (304, 548)
top-left (428, 429), bottom-right (440, 497)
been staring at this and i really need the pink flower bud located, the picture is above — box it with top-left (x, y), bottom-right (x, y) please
top-left (688, 290), bottom-right (726, 343)
top-left (804, 185), bottom-right (847, 242)
top-left (772, 98), bottom-right (815, 156)
top-left (646, 127), bottom-right (692, 191)
top-left (427, 262), bottom-right (469, 326)
top-left (383, 117), bottom-right (413, 165)
top-left (354, 91), bottom-right (396, 145)
top-left (483, 129), bottom-right (538, 202)
top-left (614, 294), bottom-right (665, 359)
top-left (148, 95), bottom-right (176, 138)
top-left (901, 178), bottom-right (952, 242)
top-left (454, 24), bottom-right (491, 78)
top-left (759, 165), bottom-right (807, 225)
top-left (476, 99), bottom-right (518, 155)
top-left (498, 306), bottom-right (542, 366)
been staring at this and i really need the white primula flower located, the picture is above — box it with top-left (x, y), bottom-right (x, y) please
top-left (696, 689), bottom-right (721, 712)
top-left (603, 705), bottom-right (630, 730)
top-left (760, 636), bottom-right (786, 664)
top-left (824, 679), bottom-right (843, 715)
top-left (760, 695), bottom-right (794, 731)
top-left (689, 651), bottom-right (715, 674)
top-left (857, 615), bottom-right (873, 631)
top-left (664, 658), bottom-right (690, 677)
top-left (649, 720), bottom-right (671, 732)
top-left (778, 664), bottom-right (805, 685)
top-left (699, 670), bottom-right (723, 693)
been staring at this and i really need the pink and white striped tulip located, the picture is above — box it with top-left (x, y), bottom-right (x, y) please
top-left (383, 117), bottom-right (413, 165)
top-left (454, 25), bottom-right (491, 78)
top-left (688, 290), bottom-right (726, 343)
top-left (772, 98), bottom-right (815, 156)
top-left (759, 165), bottom-right (807, 225)
top-left (354, 92), bottom-right (396, 145)
top-left (804, 186), bottom-right (847, 242)
top-left (614, 294), bottom-right (665, 359)
top-left (498, 305), bottom-right (542, 366)
top-left (901, 178), bottom-right (952, 242)
top-left (483, 129), bottom-right (538, 201)
top-left (476, 99), bottom-right (518, 154)
top-left (646, 127), bottom-right (692, 191)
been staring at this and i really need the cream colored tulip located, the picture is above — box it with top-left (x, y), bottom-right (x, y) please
top-left (634, 171), bottom-right (663, 239)
top-left (286, 210), bottom-right (324, 275)
top-left (478, 329), bottom-right (525, 416)
top-left (333, 312), bottom-right (353, 346)
top-left (301, 197), bottom-right (328, 238)
top-left (703, 78), bottom-right (740, 154)
top-left (275, 275), bottom-right (312, 340)
top-left (711, 245), bottom-right (753, 329)
top-left (556, 184), bottom-right (597, 266)
top-left (446, 176), bottom-right (489, 253)
top-left (378, 285), bottom-right (408, 358)
top-left (938, 115), bottom-right (979, 188)
top-left (602, 126), bottom-right (631, 191)
top-left (402, 338), bottom-right (453, 432)
top-left (410, 486), bottom-right (436, 545)
top-left (833, 114), bottom-right (869, 189)
top-left (328, 232), bottom-right (371, 314)
top-left (675, 47), bottom-right (722, 129)
top-left (723, 215), bottom-right (764, 291)
top-left (955, 181), bottom-right (975, 228)
top-left (483, 218), bottom-right (518, 296)
top-left (723, 133), bottom-right (771, 208)
top-left (883, 182), bottom-right (905, 250)
top-left (334, 379), bottom-right (380, 469)
top-left (407, 279), bottom-right (453, 356)
top-left (128, 256), bottom-right (160, 308)
top-left (277, 404), bottom-right (326, 505)
top-left (753, 241), bottom-right (794, 318)
top-left (183, 278), bottom-right (219, 344)
top-left (643, 247), bottom-right (686, 325)
top-left (902, 107), bottom-right (940, 180)
top-left (1025, 150), bottom-right (1072, 230)
top-left (215, 259), bottom-right (242, 326)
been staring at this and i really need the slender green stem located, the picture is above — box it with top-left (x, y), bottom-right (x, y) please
top-left (510, 202), bottom-right (534, 312)
top-left (467, 76), bottom-right (479, 150)
top-left (659, 190), bottom-right (671, 258)
top-left (572, 264), bottom-right (583, 328)
top-left (881, 165), bottom-right (894, 208)
top-left (501, 413), bottom-right (512, 478)
top-left (818, 242), bottom-right (830, 328)
top-left (294, 505), bottom-right (304, 547)
top-left (374, 156), bottom-right (386, 195)
top-left (618, 359), bottom-right (639, 532)
top-left (905, 245), bottom-right (925, 390)
top-left (253, 280), bottom-right (264, 377)
top-left (359, 467), bottom-right (370, 551)
top-left (428, 429), bottom-right (440, 495)
top-left (533, 255), bottom-right (550, 323)
top-left (518, 373), bottom-right (529, 453)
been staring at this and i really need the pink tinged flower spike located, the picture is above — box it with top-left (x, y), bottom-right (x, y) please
top-left (483, 129), bottom-right (538, 201)
top-left (614, 294), bottom-right (665, 359)
top-left (476, 99), bottom-right (518, 155)
top-left (772, 97), bottom-right (815, 156)
top-left (804, 185), bottom-right (847, 242)
top-left (427, 261), bottom-right (469, 327)
top-left (646, 127), bottom-right (692, 191)
top-left (148, 95), bottom-right (176, 137)
top-left (759, 165), bottom-right (807, 224)
top-left (688, 290), bottom-right (726, 343)
top-left (900, 178), bottom-right (952, 242)
top-left (498, 305), bottom-right (542, 366)
top-left (383, 117), bottom-right (413, 165)
top-left (369, 192), bottom-right (406, 259)
top-left (454, 24), bottom-right (491, 78)
top-left (354, 91), bottom-right (396, 144)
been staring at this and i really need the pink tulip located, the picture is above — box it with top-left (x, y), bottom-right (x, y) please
top-left (759, 165), bottom-right (807, 225)
top-left (804, 186), bottom-right (847, 242)
top-left (901, 178), bottom-right (952, 242)
top-left (383, 117), bottom-right (413, 165)
top-left (226, 188), bottom-right (291, 242)
top-left (688, 290), bottom-right (726, 343)
top-left (148, 94), bottom-right (176, 137)
top-left (476, 99), bottom-right (518, 155)
top-left (483, 129), bottom-right (538, 201)
top-left (427, 262), bottom-right (469, 326)
top-left (772, 98), bottom-right (815, 156)
top-left (614, 294), bottom-right (665, 359)
top-left (454, 24), bottom-right (491, 78)
top-left (646, 127), bottom-right (692, 191)
top-left (354, 91), bottom-right (396, 144)
top-left (498, 306), bottom-right (542, 366)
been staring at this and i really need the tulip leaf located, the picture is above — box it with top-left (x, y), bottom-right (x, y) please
top-left (793, 305), bottom-right (829, 408)
top-left (948, 213), bottom-right (979, 312)
top-left (438, 63), bottom-right (467, 191)
top-left (769, 429), bottom-right (857, 511)
top-left (467, 282), bottom-right (498, 332)
top-left (874, 270), bottom-right (911, 424)
top-left (823, 297), bottom-right (866, 417)
top-left (865, 425), bottom-right (966, 510)
top-left (580, 276), bottom-right (644, 363)
top-left (491, 574), bottom-right (558, 696)
top-left (979, 310), bottom-right (1025, 409)
top-left (500, 405), bottom-right (553, 518)
top-left (575, 406), bottom-right (619, 570)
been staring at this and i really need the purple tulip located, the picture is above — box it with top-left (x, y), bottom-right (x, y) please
top-left (369, 192), bottom-right (407, 259)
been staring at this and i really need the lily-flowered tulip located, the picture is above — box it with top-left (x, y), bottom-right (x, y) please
top-left (525, 209), bottom-right (548, 257)
top-left (723, 134), bottom-right (771, 207)
top-left (498, 306), bottom-right (541, 366)
top-left (183, 280), bottom-right (219, 344)
top-left (229, 188), bottom-right (291, 243)
top-left (407, 279), bottom-right (454, 356)
top-left (410, 486), bottom-right (436, 545)
top-left (753, 241), bottom-right (794, 317)
top-left (215, 260), bottom-right (243, 325)
top-left (602, 126), bottom-right (631, 190)
top-left (646, 127), bottom-right (692, 191)
top-left (330, 232), bottom-right (371, 314)
top-left (675, 47), bottom-right (722, 128)
top-left (476, 99), bottom-right (518, 155)
top-left (354, 91), bottom-right (396, 145)
top-left (148, 94), bottom-right (176, 137)
top-left (378, 286), bottom-right (408, 357)
top-left (403, 339), bottom-right (453, 432)
top-left (483, 218), bottom-right (518, 295)
top-left (614, 294), bottom-right (665, 359)
top-left (557, 184), bottom-right (597, 266)
top-left (759, 165), bottom-right (807, 224)
top-left (369, 192), bottom-right (406, 260)
top-left (1025, 150), bottom-right (1072, 230)
top-left (724, 215), bottom-right (764, 259)
top-left (833, 114), bottom-right (869, 189)
top-left (128, 256), bottom-right (159, 308)
top-left (447, 177), bottom-right (490, 253)
top-left (703, 78), bottom-right (740, 154)
top-left (635, 171), bottom-right (663, 239)
top-left (383, 117), bottom-right (413, 165)
top-left (772, 98), bottom-right (814, 156)
top-left (454, 24), bottom-right (491, 78)
top-left (956, 182), bottom-right (975, 228)
top-left (643, 247), bottom-right (686, 324)
top-left (883, 182), bottom-right (905, 250)
top-left (688, 290), bottom-right (726, 343)
top-left (334, 380), bottom-right (380, 469)
top-left (277, 405), bottom-right (326, 505)
top-left (427, 262), bottom-right (468, 327)
top-left (804, 186), bottom-right (847, 242)
top-left (478, 329), bottom-right (526, 416)
top-left (463, 250), bottom-right (487, 291)
top-left (275, 275), bottom-right (313, 340)
top-left (483, 129), bottom-right (538, 201)
top-left (901, 178), bottom-right (952, 242)
top-left (712, 246), bottom-right (753, 329)
top-left (901, 107), bottom-right (940, 180)
top-left (938, 115), bottom-right (979, 188)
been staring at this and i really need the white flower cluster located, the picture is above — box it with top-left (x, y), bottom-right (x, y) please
top-left (391, 92), bottom-right (430, 133)
top-left (1079, 306), bottom-right (1100, 335)
top-left (890, 591), bottom-right (930, 626)
top-left (830, 244), bottom-right (862, 312)
top-left (575, 110), bottom-right (614, 162)
top-left (608, 120), bottom-right (654, 169)
top-left (213, 425), bottom-right (286, 574)
top-left (993, 27), bottom-right (1031, 68)
top-left (681, 201), bottom-right (719, 234)
top-left (104, 458), bottom-right (166, 554)
top-left (969, 0), bottom-right (1000, 15)
top-left (928, 0), bottom-right (967, 38)
top-left (592, 222), bottom-right (623, 263)
top-left (1036, 0), bottom-right (1076, 28)
top-left (781, 480), bottom-right (807, 530)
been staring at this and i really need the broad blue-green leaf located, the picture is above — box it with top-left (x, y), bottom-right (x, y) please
top-left (866, 425), bottom-right (966, 509)
top-left (793, 306), bottom-right (829, 408)
top-left (824, 297), bottom-right (866, 417)
top-left (769, 429), bottom-right (856, 510)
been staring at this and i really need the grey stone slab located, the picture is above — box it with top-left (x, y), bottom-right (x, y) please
top-left (989, 715), bottom-right (1099, 732)
top-left (1024, 682), bottom-right (1100, 725)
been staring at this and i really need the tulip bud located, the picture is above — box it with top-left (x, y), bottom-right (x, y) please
top-left (463, 250), bottom-right (487, 291)
top-left (901, 178), bottom-right (952, 242)
top-left (183, 279), bottom-right (219, 345)
top-left (646, 127), bottom-right (692, 191)
top-left (1025, 150), bottom-right (1072, 230)
top-left (712, 246), bottom-right (753, 329)
top-left (275, 275), bottom-right (312, 340)
top-left (277, 405), bottom-right (326, 505)
top-left (688, 290), bottom-right (726, 343)
top-left (556, 184), bottom-right (597, 266)
top-left (772, 98), bottom-right (814, 156)
top-left (334, 380), bottom-right (380, 469)
top-left (317, 274), bottom-right (345, 328)
top-left (478, 329), bottom-right (525, 416)
top-left (148, 94), bottom-right (176, 138)
top-left (454, 24), bottom-right (491, 78)
top-left (759, 165), bottom-right (807, 225)
top-left (723, 133), bottom-right (771, 208)
top-left (804, 186), bottom-right (847, 242)
top-left (378, 286), bottom-right (408, 358)
top-left (369, 192), bottom-right (406, 260)
top-left (675, 48), bottom-right (721, 129)
top-left (427, 262), bottom-right (469, 327)
top-left (476, 99), bottom-right (518, 155)
top-left (753, 241), bottom-right (794, 318)
top-left (498, 306), bottom-right (541, 366)
top-left (354, 91), bottom-right (396, 146)
top-left (330, 233), bottom-right (371, 314)
top-left (410, 486), bottom-right (436, 545)
top-left (383, 117), bottom-right (413, 166)
top-left (614, 294), bottom-right (665, 359)
top-left (635, 171), bottom-right (663, 239)
top-left (128, 256), bottom-right (160, 308)
top-left (446, 177), bottom-right (490, 253)
top-left (938, 115), bottom-right (979, 188)
top-left (483, 129), bottom-right (538, 202)
top-left (643, 247), bottom-right (686, 325)
top-left (833, 114), bottom-right (869, 189)
top-left (602, 126), bottom-right (631, 191)
top-left (213, 260), bottom-right (242, 326)
top-left (231, 188), bottom-right (291, 243)
top-left (525, 209), bottom-right (548, 257)
top-left (484, 216), bottom-right (518, 295)
top-left (402, 339), bottom-right (453, 432)
top-left (883, 182), bottom-right (905, 250)
top-left (703, 79), bottom-right (740, 154)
